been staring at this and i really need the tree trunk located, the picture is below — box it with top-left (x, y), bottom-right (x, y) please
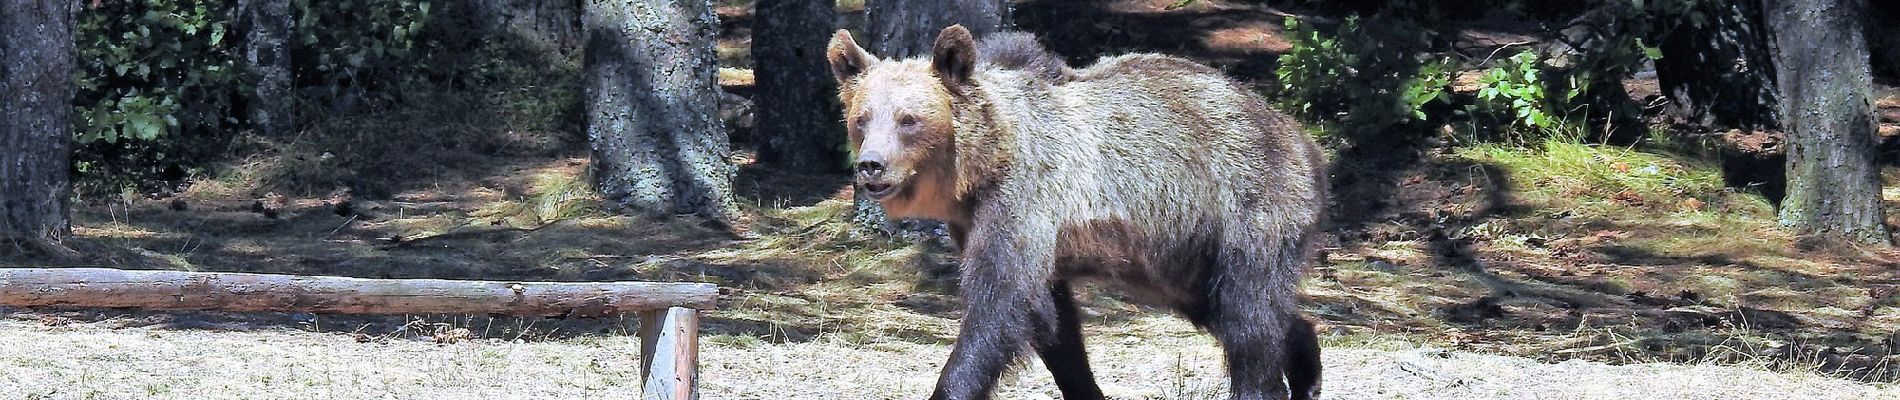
top-left (854, 0), bottom-right (1009, 234)
top-left (753, 0), bottom-right (845, 173)
top-left (582, 0), bottom-right (738, 224)
top-left (0, 1), bottom-right (79, 259)
top-left (1655, 0), bottom-right (1780, 131)
top-left (0, 267), bottom-right (719, 317)
top-left (460, 0), bottom-right (585, 61)
top-left (241, 0), bottom-right (294, 138)
top-left (1765, 0), bottom-right (1891, 245)
top-left (1654, 0), bottom-right (1787, 204)
top-left (864, 0), bottom-right (1009, 58)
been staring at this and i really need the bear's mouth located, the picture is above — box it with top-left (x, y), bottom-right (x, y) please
top-left (861, 182), bottom-right (897, 199)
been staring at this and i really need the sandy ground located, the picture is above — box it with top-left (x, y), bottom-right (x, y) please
top-left (1, 316), bottom-right (1892, 400)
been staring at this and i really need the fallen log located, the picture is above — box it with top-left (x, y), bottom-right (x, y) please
top-left (0, 267), bottom-right (717, 317)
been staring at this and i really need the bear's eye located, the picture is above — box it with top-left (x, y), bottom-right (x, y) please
top-left (898, 114), bottom-right (919, 127)
top-left (852, 116), bottom-right (867, 130)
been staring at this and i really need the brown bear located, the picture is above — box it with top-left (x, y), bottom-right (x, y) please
top-left (827, 25), bottom-right (1326, 400)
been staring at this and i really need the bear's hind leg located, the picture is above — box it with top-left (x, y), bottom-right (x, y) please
top-left (1285, 317), bottom-right (1322, 400)
top-left (1206, 238), bottom-right (1303, 400)
top-left (1034, 281), bottom-right (1106, 400)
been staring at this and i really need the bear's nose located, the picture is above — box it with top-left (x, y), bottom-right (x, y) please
top-left (855, 152), bottom-right (886, 176)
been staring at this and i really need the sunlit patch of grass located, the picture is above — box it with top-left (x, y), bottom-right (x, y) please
top-left (1683, 274), bottom-right (1744, 303)
top-left (717, 41), bottom-right (753, 69)
top-left (72, 224), bottom-right (178, 240)
top-left (718, 67), bottom-right (755, 88)
top-left (1457, 138), bottom-right (1788, 260)
top-left (835, 0), bottom-right (865, 12)
top-left (1456, 138), bottom-right (1739, 217)
top-left (690, 198), bottom-right (960, 345)
top-left (471, 164), bottom-right (598, 228)
top-left (1318, 331), bottom-right (1426, 351)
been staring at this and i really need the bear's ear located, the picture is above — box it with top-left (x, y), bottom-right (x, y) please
top-left (828, 29), bottom-right (875, 86)
top-left (932, 25), bottom-right (977, 97)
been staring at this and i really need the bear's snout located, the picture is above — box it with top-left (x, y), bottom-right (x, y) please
top-left (855, 151), bottom-right (899, 199)
top-left (855, 151), bottom-right (887, 176)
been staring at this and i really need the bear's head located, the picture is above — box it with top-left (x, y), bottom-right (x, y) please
top-left (826, 25), bottom-right (979, 221)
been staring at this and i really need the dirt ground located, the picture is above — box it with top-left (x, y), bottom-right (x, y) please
top-left (2, 315), bottom-right (1892, 400)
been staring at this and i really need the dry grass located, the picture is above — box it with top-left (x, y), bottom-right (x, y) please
top-left (1313, 136), bottom-right (1900, 380)
top-left (2, 316), bottom-right (1894, 399)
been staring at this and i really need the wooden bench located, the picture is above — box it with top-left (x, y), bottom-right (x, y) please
top-left (0, 267), bottom-right (716, 400)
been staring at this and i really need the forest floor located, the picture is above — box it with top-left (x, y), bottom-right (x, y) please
top-left (1, 313), bottom-right (1894, 399)
top-left (8, 0), bottom-right (1900, 398)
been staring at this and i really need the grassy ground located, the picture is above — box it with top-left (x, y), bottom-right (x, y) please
top-left (3, 316), bottom-right (1893, 400)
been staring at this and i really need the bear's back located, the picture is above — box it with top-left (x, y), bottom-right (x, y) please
top-left (977, 53), bottom-right (1324, 236)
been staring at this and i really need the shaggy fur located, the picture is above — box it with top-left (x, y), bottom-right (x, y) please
top-left (828, 25), bottom-right (1326, 400)
top-left (976, 32), bottom-right (1076, 83)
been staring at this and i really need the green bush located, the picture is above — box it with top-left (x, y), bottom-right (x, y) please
top-left (1459, 36), bottom-right (1662, 144)
top-left (70, 0), bottom-right (577, 195)
top-left (1462, 50), bottom-right (1570, 142)
top-left (74, 0), bottom-right (241, 145)
top-left (71, 0), bottom-right (245, 194)
top-left (1274, 15), bottom-right (1450, 144)
top-left (291, 0), bottom-right (435, 108)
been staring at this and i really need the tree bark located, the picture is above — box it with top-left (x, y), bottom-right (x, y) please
top-left (1654, 0), bottom-right (1787, 204)
top-left (0, 267), bottom-right (719, 317)
top-left (1765, 0), bottom-right (1891, 245)
top-left (0, 1), bottom-right (78, 258)
top-left (1654, 0), bottom-right (1780, 131)
top-left (241, 0), bottom-right (294, 138)
top-left (854, 0), bottom-right (1009, 234)
top-left (582, 0), bottom-right (738, 224)
top-left (460, 0), bottom-right (585, 61)
top-left (864, 0), bottom-right (1009, 58)
top-left (753, 0), bottom-right (845, 173)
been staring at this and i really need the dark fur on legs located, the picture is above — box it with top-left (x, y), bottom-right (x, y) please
top-left (930, 216), bottom-right (1051, 400)
top-left (1206, 243), bottom-right (1293, 400)
top-left (1287, 317), bottom-right (1322, 400)
top-left (1036, 282), bottom-right (1106, 400)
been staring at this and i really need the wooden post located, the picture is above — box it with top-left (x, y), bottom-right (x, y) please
top-left (640, 307), bottom-right (699, 400)
top-left (0, 268), bottom-right (717, 317)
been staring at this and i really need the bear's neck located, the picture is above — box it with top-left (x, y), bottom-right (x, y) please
top-left (948, 78), bottom-right (1015, 206)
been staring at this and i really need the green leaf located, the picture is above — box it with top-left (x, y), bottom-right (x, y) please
top-left (127, 115), bottom-right (162, 140)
